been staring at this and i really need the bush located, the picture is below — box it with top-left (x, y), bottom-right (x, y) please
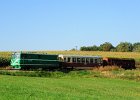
top-left (0, 57), bottom-right (11, 67)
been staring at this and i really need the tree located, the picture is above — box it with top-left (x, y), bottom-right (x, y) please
top-left (116, 42), bottom-right (133, 52)
top-left (90, 45), bottom-right (99, 51)
top-left (80, 45), bottom-right (99, 51)
top-left (80, 46), bottom-right (87, 51)
top-left (133, 42), bottom-right (140, 52)
top-left (99, 42), bottom-right (114, 51)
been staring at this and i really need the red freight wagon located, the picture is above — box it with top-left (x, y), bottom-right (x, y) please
top-left (103, 57), bottom-right (135, 69)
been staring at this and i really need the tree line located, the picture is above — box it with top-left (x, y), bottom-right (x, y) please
top-left (80, 42), bottom-right (140, 52)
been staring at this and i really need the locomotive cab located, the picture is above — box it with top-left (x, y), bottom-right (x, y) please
top-left (10, 52), bottom-right (60, 70)
top-left (10, 52), bottom-right (21, 69)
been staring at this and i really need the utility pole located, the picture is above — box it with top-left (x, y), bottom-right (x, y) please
top-left (75, 46), bottom-right (78, 50)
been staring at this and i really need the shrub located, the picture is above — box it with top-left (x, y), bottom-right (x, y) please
top-left (0, 57), bottom-right (11, 67)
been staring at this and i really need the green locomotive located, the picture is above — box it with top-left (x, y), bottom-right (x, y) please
top-left (10, 52), bottom-right (59, 69)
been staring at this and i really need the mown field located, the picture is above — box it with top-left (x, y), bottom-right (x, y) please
top-left (0, 75), bottom-right (140, 100)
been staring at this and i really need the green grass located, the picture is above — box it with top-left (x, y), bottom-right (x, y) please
top-left (0, 75), bottom-right (139, 100)
top-left (0, 69), bottom-right (139, 81)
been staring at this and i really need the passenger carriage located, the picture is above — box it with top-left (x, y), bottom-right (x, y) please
top-left (59, 55), bottom-right (103, 69)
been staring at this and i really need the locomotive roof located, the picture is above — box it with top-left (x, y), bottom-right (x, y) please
top-left (12, 52), bottom-right (57, 56)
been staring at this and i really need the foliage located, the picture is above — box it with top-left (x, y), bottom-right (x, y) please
top-left (133, 42), bottom-right (140, 52)
top-left (99, 42), bottom-right (114, 51)
top-left (80, 42), bottom-right (140, 52)
top-left (116, 42), bottom-right (133, 52)
top-left (80, 45), bottom-right (99, 51)
top-left (0, 57), bottom-right (10, 67)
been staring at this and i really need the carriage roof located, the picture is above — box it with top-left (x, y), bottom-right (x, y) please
top-left (58, 55), bottom-right (102, 58)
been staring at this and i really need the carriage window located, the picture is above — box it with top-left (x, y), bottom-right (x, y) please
top-left (95, 59), bottom-right (97, 63)
top-left (68, 57), bottom-right (71, 62)
top-left (86, 58), bottom-right (90, 63)
top-left (72, 58), bottom-right (76, 62)
top-left (82, 58), bottom-right (85, 63)
top-left (77, 58), bottom-right (81, 63)
top-left (90, 58), bottom-right (93, 63)
top-left (64, 58), bottom-right (66, 62)
top-left (98, 59), bottom-right (101, 63)
top-left (92, 59), bottom-right (95, 63)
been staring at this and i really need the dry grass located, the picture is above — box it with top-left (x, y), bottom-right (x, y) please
top-left (91, 67), bottom-right (140, 81)
top-left (1, 51), bottom-right (140, 59)
top-left (0, 52), bottom-right (11, 58)
top-left (92, 66), bottom-right (121, 71)
top-left (44, 51), bottom-right (140, 59)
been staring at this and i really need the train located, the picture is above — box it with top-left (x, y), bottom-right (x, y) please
top-left (10, 52), bottom-right (136, 70)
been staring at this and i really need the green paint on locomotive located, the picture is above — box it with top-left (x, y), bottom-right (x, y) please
top-left (10, 52), bottom-right (60, 69)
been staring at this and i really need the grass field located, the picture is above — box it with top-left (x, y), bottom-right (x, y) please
top-left (0, 75), bottom-right (140, 100)
top-left (0, 51), bottom-right (140, 100)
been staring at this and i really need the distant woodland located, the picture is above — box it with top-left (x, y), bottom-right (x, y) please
top-left (79, 42), bottom-right (140, 52)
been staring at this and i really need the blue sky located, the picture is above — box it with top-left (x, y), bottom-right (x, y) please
top-left (0, 0), bottom-right (140, 51)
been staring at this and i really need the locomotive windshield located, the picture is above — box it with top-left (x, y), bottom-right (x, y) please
top-left (11, 53), bottom-right (20, 59)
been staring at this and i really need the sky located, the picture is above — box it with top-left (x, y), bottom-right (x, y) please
top-left (0, 0), bottom-right (140, 51)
